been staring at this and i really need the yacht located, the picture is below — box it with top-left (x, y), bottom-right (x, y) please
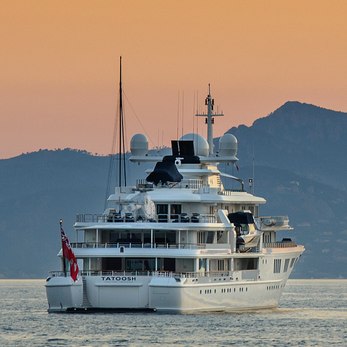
top-left (46, 80), bottom-right (304, 313)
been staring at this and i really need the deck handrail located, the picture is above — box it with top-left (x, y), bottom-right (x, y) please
top-left (76, 213), bottom-right (217, 224)
top-left (70, 242), bottom-right (207, 250)
top-left (263, 241), bottom-right (297, 248)
top-left (136, 178), bottom-right (206, 190)
top-left (218, 189), bottom-right (244, 195)
top-left (48, 270), bottom-right (257, 279)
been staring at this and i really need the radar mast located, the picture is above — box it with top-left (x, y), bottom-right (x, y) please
top-left (195, 84), bottom-right (224, 155)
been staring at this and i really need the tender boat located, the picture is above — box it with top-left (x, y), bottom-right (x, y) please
top-left (46, 71), bottom-right (304, 313)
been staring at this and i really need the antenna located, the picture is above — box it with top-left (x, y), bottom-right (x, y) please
top-left (118, 56), bottom-right (126, 187)
top-left (176, 91), bottom-right (180, 140)
top-left (195, 84), bottom-right (224, 155)
top-left (192, 91), bottom-right (196, 135)
top-left (252, 146), bottom-right (255, 194)
top-left (196, 90), bottom-right (199, 137)
top-left (181, 91), bottom-right (184, 137)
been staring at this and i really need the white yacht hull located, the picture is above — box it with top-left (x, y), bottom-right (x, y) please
top-left (47, 246), bottom-right (304, 313)
top-left (46, 273), bottom-right (287, 313)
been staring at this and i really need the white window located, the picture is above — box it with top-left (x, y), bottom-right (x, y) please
top-left (197, 232), bottom-right (205, 244)
top-left (290, 258), bottom-right (296, 268)
top-left (274, 259), bottom-right (282, 273)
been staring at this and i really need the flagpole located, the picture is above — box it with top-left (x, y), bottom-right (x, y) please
top-left (60, 219), bottom-right (79, 281)
top-left (60, 219), bottom-right (67, 277)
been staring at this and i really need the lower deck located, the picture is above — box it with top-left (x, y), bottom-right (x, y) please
top-left (82, 256), bottom-right (260, 274)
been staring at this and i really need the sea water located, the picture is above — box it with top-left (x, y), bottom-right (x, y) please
top-left (0, 279), bottom-right (346, 346)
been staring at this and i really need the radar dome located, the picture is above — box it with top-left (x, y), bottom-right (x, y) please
top-left (179, 133), bottom-right (209, 157)
top-left (130, 133), bottom-right (148, 156)
top-left (218, 133), bottom-right (238, 157)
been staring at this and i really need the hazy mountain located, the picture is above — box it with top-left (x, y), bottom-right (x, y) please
top-left (225, 101), bottom-right (347, 191)
top-left (0, 102), bottom-right (346, 278)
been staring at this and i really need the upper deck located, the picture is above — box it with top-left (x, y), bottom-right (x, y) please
top-left (107, 179), bottom-right (266, 204)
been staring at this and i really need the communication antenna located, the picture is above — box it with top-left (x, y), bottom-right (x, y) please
top-left (181, 91), bottom-right (184, 137)
top-left (195, 84), bottom-right (224, 155)
top-left (176, 91), bottom-right (180, 140)
top-left (252, 146), bottom-right (255, 194)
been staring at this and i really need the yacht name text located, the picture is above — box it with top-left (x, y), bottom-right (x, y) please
top-left (101, 276), bottom-right (136, 281)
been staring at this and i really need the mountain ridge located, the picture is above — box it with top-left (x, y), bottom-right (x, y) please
top-left (225, 101), bottom-right (347, 192)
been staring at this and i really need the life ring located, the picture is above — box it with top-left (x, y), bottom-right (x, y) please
top-left (175, 158), bottom-right (182, 166)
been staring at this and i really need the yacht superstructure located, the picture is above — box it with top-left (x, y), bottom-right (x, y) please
top-left (46, 84), bottom-right (304, 313)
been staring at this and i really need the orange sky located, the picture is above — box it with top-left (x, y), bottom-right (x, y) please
top-left (1, 0), bottom-right (347, 158)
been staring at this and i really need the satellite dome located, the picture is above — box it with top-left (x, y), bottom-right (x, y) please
top-left (130, 133), bottom-right (148, 156)
top-left (179, 133), bottom-right (209, 156)
top-left (218, 133), bottom-right (238, 157)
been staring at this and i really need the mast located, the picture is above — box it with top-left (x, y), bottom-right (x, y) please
top-left (195, 84), bottom-right (224, 155)
top-left (118, 56), bottom-right (127, 187)
top-left (104, 57), bottom-right (127, 209)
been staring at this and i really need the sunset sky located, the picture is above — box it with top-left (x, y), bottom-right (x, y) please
top-left (1, 0), bottom-right (347, 158)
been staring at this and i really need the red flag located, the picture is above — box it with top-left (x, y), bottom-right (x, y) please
top-left (60, 222), bottom-right (79, 281)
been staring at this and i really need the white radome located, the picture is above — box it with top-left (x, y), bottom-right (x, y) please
top-left (219, 133), bottom-right (238, 157)
top-left (130, 133), bottom-right (148, 156)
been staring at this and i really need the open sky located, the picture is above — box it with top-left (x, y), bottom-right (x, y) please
top-left (1, 0), bottom-right (347, 158)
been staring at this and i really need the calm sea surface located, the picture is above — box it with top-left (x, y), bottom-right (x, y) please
top-left (0, 279), bottom-right (346, 346)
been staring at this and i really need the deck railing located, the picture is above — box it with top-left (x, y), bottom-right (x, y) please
top-left (70, 240), bottom-right (297, 251)
top-left (263, 241), bottom-right (297, 248)
top-left (136, 178), bottom-right (206, 190)
top-left (76, 213), bottom-right (217, 224)
top-left (48, 270), bottom-right (247, 279)
top-left (135, 179), bottom-right (245, 193)
top-left (70, 242), bottom-right (207, 250)
top-left (218, 189), bottom-right (244, 195)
